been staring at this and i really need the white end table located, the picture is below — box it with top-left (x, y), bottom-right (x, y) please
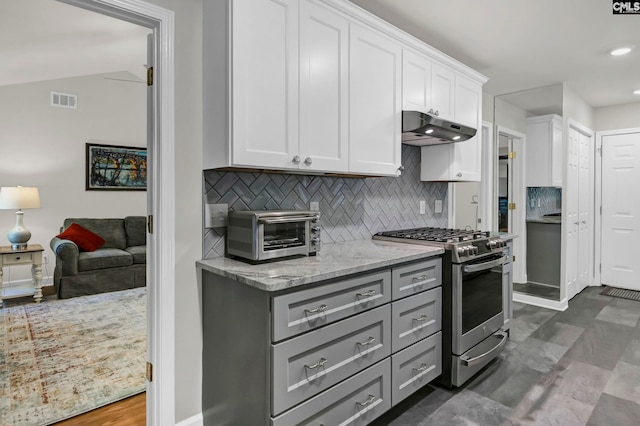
top-left (0, 244), bottom-right (44, 305)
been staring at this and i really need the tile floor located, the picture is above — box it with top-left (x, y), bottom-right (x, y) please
top-left (371, 286), bottom-right (640, 426)
top-left (514, 282), bottom-right (561, 301)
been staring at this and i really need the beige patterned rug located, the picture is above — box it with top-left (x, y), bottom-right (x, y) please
top-left (0, 288), bottom-right (146, 425)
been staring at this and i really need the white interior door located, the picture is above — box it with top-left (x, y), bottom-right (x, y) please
top-left (577, 131), bottom-right (592, 294)
top-left (601, 132), bottom-right (640, 290)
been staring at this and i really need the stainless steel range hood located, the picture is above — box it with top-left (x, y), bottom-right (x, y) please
top-left (402, 110), bottom-right (476, 146)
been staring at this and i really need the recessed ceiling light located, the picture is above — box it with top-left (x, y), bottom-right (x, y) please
top-left (634, 89), bottom-right (640, 95)
top-left (611, 47), bottom-right (632, 56)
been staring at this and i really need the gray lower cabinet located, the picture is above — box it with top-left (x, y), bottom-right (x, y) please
top-left (201, 257), bottom-right (443, 425)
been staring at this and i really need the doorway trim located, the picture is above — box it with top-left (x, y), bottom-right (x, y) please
top-left (57, 0), bottom-right (175, 424)
top-left (496, 126), bottom-right (526, 283)
top-left (480, 121), bottom-right (494, 231)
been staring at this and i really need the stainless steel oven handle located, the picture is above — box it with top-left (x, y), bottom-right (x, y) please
top-left (460, 331), bottom-right (508, 367)
top-left (258, 216), bottom-right (314, 224)
top-left (462, 255), bottom-right (505, 273)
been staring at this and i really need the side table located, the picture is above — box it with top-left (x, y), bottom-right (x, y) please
top-left (0, 244), bottom-right (44, 305)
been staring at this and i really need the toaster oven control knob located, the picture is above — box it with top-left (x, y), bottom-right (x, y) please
top-left (311, 237), bottom-right (320, 245)
top-left (311, 226), bottom-right (320, 233)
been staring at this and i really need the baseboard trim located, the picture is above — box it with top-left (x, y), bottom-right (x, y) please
top-left (176, 412), bottom-right (203, 426)
top-left (513, 292), bottom-right (568, 311)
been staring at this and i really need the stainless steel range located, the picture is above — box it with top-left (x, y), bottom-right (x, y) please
top-left (373, 227), bottom-right (510, 387)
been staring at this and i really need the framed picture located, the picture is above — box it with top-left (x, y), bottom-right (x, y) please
top-left (86, 143), bottom-right (147, 191)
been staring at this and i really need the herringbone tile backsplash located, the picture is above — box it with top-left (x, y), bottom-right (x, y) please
top-left (203, 145), bottom-right (448, 258)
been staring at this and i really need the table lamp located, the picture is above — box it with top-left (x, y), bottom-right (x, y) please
top-left (0, 186), bottom-right (41, 250)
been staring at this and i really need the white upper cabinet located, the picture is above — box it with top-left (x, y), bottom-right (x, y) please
top-left (526, 114), bottom-right (563, 187)
top-left (299, 1), bottom-right (349, 172)
top-left (430, 62), bottom-right (455, 121)
top-left (349, 24), bottom-right (402, 176)
top-left (402, 50), bottom-right (431, 113)
top-left (232, 0), bottom-right (299, 169)
top-left (420, 74), bottom-right (483, 182)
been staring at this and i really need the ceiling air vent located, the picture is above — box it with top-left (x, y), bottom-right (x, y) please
top-left (50, 91), bottom-right (77, 109)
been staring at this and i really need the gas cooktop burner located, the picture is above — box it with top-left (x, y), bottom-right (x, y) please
top-left (375, 227), bottom-right (490, 243)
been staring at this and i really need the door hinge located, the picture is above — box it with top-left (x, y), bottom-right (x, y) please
top-left (146, 362), bottom-right (153, 382)
top-left (147, 66), bottom-right (154, 86)
top-left (508, 151), bottom-right (516, 159)
top-left (508, 203), bottom-right (516, 210)
top-left (148, 215), bottom-right (154, 234)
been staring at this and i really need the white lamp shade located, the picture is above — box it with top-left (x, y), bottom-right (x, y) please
top-left (0, 187), bottom-right (41, 210)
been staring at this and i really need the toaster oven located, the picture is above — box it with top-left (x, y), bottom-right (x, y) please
top-left (226, 210), bottom-right (320, 262)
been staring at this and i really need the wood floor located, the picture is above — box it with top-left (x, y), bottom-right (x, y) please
top-left (54, 393), bottom-right (145, 426)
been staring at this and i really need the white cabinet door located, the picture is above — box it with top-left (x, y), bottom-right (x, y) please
top-left (299, 0), bottom-right (349, 173)
top-left (420, 74), bottom-right (482, 182)
top-left (451, 75), bottom-right (482, 181)
top-left (349, 24), bottom-right (402, 176)
top-left (232, 0), bottom-right (299, 169)
top-left (402, 50), bottom-right (431, 113)
top-left (525, 115), bottom-right (563, 187)
top-left (430, 62), bottom-right (455, 121)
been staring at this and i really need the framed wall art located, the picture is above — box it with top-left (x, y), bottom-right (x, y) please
top-left (86, 143), bottom-right (147, 191)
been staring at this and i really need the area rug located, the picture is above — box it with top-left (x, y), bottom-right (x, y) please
top-left (0, 288), bottom-right (146, 425)
top-left (600, 285), bottom-right (640, 302)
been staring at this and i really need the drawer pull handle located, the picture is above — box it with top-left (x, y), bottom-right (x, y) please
top-left (413, 363), bottom-right (429, 372)
top-left (356, 394), bottom-right (377, 407)
top-left (305, 357), bottom-right (327, 370)
top-left (412, 275), bottom-right (428, 282)
top-left (413, 315), bottom-right (429, 322)
top-left (16, 257), bottom-right (21, 260)
top-left (356, 289), bottom-right (376, 297)
top-left (305, 304), bottom-right (328, 315)
top-left (356, 336), bottom-right (376, 347)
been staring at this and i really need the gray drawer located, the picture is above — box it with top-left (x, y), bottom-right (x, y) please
top-left (272, 305), bottom-right (391, 416)
top-left (391, 287), bottom-right (441, 353)
top-left (391, 331), bottom-right (442, 406)
top-left (272, 270), bottom-right (391, 342)
top-left (391, 258), bottom-right (441, 300)
top-left (271, 359), bottom-right (391, 426)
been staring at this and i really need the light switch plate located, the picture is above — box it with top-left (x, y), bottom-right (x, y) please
top-left (205, 203), bottom-right (228, 228)
top-left (310, 201), bottom-right (320, 211)
top-left (419, 200), bottom-right (426, 215)
top-left (435, 200), bottom-right (443, 214)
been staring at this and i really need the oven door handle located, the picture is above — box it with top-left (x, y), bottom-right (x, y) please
top-left (462, 255), bottom-right (505, 273)
top-left (258, 216), bottom-right (313, 224)
top-left (460, 331), bottom-right (508, 367)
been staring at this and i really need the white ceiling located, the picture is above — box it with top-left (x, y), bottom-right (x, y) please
top-left (2, 0), bottom-right (639, 111)
top-left (0, 0), bottom-right (150, 86)
top-left (351, 0), bottom-right (640, 109)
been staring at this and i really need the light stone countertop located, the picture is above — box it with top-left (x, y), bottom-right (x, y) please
top-left (197, 239), bottom-right (443, 292)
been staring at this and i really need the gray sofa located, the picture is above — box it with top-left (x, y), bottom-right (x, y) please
top-left (50, 217), bottom-right (146, 299)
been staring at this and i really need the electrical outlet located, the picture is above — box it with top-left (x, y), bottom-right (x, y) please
top-left (310, 201), bottom-right (320, 211)
top-left (435, 200), bottom-right (443, 214)
top-left (419, 200), bottom-right (426, 215)
top-left (530, 198), bottom-right (535, 208)
top-left (537, 199), bottom-right (541, 208)
top-left (205, 203), bottom-right (228, 228)
top-left (43, 255), bottom-right (49, 264)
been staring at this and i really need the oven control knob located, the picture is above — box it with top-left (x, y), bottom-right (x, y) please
top-left (457, 247), bottom-right (467, 257)
top-left (312, 215), bottom-right (320, 223)
top-left (311, 237), bottom-right (320, 245)
top-left (311, 226), bottom-right (320, 233)
top-left (486, 241), bottom-right (494, 249)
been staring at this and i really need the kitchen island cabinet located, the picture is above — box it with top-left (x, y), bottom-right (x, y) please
top-left (198, 240), bottom-right (443, 425)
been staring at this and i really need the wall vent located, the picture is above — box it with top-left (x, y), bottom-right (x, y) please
top-left (50, 91), bottom-right (77, 109)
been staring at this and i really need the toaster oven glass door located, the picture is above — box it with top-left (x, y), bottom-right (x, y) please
top-left (262, 221), bottom-right (307, 251)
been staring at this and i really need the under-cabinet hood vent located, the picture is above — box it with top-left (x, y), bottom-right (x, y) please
top-left (402, 110), bottom-right (476, 146)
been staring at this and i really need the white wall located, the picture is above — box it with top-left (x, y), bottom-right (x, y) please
top-left (0, 71), bottom-right (146, 285)
top-left (563, 84), bottom-right (594, 130)
top-left (453, 182), bottom-right (479, 229)
top-left (494, 97), bottom-right (527, 134)
top-left (594, 102), bottom-right (640, 131)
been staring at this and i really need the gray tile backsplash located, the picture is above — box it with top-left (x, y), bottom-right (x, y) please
top-left (203, 145), bottom-right (448, 258)
top-left (526, 187), bottom-right (562, 220)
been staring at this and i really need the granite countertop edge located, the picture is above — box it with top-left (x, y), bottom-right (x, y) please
top-left (196, 240), bottom-right (444, 292)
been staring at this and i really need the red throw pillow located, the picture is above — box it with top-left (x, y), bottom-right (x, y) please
top-left (56, 223), bottom-right (105, 252)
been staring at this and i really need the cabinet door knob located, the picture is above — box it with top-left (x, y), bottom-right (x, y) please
top-left (292, 155), bottom-right (301, 164)
top-left (304, 157), bottom-right (312, 166)
top-left (435, 110), bottom-right (440, 116)
top-left (398, 165), bottom-right (405, 172)
top-left (457, 172), bottom-right (463, 178)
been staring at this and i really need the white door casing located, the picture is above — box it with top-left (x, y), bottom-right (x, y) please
top-left (566, 127), bottom-right (579, 298)
top-left (600, 131), bottom-right (640, 291)
top-left (57, 1), bottom-right (175, 424)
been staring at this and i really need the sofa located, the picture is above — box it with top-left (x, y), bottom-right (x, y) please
top-left (50, 217), bottom-right (146, 299)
